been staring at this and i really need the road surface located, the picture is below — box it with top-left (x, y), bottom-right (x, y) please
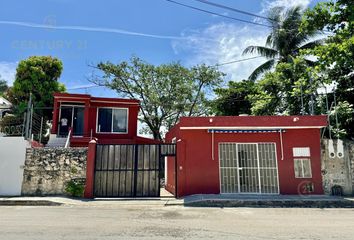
top-left (1, 203), bottom-right (354, 240)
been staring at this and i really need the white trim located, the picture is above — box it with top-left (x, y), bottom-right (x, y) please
top-left (211, 130), bottom-right (214, 160)
top-left (90, 100), bottom-right (139, 105)
top-left (54, 96), bottom-right (89, 99)
top-left (256, 144), bottom-right (262, 194)
top-left (280, 130), bottom-right (284, 160)
top-left (180, 126), bottom-right (326, 130)
top-left (96, 107), bottom-right (129, 134)
top-left (274, 142), bottom-right (281, 195)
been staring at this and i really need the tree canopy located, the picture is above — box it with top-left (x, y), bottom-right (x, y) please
top-left (301, 0), bottom-right (354, 138)
top-left (0, 76), bottom-right (8, 96)
top-left (243, 6), bottom-right (321, 81)
top-left (212, 80), bottom-right (256, 116)
top-left (93, 57), bottom-right (224, 140)
top-left (214, 2), bottom-right (354, 139)
top-left (7, 56), bottom-right (65, 118)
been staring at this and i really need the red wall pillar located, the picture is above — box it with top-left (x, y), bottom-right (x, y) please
top-left (84, 140), bottom-right (97, 198)
top-left (83, 99), bottom-right (90, 137)
top-left (51, 99), bottom-right (59, 134)
top-left (176, 140), bottom-right (186, 198)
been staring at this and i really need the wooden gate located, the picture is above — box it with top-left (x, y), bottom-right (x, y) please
top-left (94, 144), bottom-right (176, 197)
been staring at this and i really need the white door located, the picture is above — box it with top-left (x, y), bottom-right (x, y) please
top-left (0, 137), bottom-right (27, 196)
top-left (219, 143), bottom-right (279, 194)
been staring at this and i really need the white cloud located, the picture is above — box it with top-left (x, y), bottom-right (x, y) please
top-left (262, 0), bottom-right (311, 11)
top-left (0, 62), bottom-right (17, 86)
top-left (171, 0), bottom-right (315, 82)
top-left (172, 23), bottom-right (268, 81)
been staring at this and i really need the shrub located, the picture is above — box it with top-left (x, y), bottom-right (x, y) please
top-left (65, 178), bottom-right (85, 197)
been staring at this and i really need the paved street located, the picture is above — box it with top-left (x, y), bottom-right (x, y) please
top-left (1, 203), bottom-right (354, 240)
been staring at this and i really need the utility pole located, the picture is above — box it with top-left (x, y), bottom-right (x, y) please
top-left (309, 77), bottom-right (315, 115)
top-left (300, 83), bottom-right (304, 115)
top-left (24, 93), bottom-right (32, 139)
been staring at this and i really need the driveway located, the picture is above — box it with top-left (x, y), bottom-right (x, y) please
top-left (1, 204), bottom-right (354, 240)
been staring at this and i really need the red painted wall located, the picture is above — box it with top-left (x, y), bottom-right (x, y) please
top-left (51, 93), bottom-right (158, 146)
top-left (165, 116), bottom-right (327, 197)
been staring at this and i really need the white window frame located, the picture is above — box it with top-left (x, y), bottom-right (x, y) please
top-left (294, 158), bottom-right (312, 178)
top-left (96, 107), bottom-right (129, 134)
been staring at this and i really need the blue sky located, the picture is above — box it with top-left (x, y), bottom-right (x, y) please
top-left (0, 0), bottom-right (323, 97)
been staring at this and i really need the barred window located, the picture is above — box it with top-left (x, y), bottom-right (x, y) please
top-left (294, 158), bottom-right (312, 178)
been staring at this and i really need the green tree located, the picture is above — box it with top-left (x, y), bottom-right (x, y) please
top-left (0, 75), bottom-right (8, 96)
top-left (212, 80), bottom-right (257, 116)
top-left (8, 56), bottom-right (65, 118)
top-left (243, 6), bottom-right (322, 81)
top-left (93, 57), bottom-right (224, 140)
top-left (301, 0), bottom-right (354, 138)
top-left (250, 57), bottom-right (320, 116)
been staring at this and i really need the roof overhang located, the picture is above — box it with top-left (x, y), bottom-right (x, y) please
top-left (180, 126), bottom-right (326, 130)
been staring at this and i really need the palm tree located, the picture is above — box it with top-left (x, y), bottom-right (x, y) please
top-left (243, 6), bottom-right (322, 81)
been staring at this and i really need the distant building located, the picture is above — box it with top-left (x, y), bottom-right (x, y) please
top-left (0, 97), bottom-right (12, 119)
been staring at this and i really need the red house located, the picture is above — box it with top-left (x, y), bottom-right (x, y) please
top-left (165, 115), bottom-right (327, 197)
top-left (49, 93), bottom-right (157, 147)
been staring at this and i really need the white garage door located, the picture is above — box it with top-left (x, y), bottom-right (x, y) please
top-left (219, 143), bottom-right (279, 194)
top-left (0, 137), bottom-right (27, 196)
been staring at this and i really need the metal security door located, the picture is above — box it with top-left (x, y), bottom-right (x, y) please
top-left (219, 143), bottom-right (279, 194)
top-left (238, 144), bottom-right (259, 193)
top-left (94, 144), bottom-right (176, 197)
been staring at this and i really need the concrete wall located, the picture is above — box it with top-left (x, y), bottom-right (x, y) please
top-left (321, 139), bottom-right (354, 195)
top-left (22, 147), bottom-right (87, 196)
top-left (0, 137), bottom-right (28, 196)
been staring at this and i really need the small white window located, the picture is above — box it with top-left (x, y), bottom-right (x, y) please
top-left (294, 158), bottom-right (312, 178)
top-left (293, 147), bottom-right (310, 157)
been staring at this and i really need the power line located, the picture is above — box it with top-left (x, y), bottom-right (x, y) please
top-left (193, 0), bottom-right (274, 22)
top-left (215, 56), bottom-right (264, 67)
top-left (165, 0), bottom-right (271, 28)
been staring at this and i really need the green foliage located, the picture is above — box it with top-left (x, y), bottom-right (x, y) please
top-left (243, 6), bottom-right (321, 81)
top-left (65, 179), bottom-right (85, 198)
top-left (7, 56), bottom-right (65, 118)
top-left (251, 57), bottom-right (320, 115)
top-left (301, 0), bottom-right (354, 139)
top-left (329, 101), bottom-right (354, 138)
top-left (213, 80), bottom-right (257, 116)
top-left (94, 56), bottom-right (224, 140)
top-left (0, 77), bottom-right (8, 96)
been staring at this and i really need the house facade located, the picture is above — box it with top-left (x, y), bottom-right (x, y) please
top-left (0, 96), bottom-right (12, 119)
top-left (50, 93), bottom-right (157, 147)
top-left (165, 115), bottom-right (327, 197)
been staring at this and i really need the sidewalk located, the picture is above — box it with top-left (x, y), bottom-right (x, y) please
top-left (182, 194), bottom-right (354, 208)
top-left (1, 194), bottom-right (354, 208)
top-left (0, 196), bottom-right (183, 206)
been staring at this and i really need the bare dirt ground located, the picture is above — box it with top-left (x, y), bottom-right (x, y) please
top-left (1, 204), bottom-right (354, 240)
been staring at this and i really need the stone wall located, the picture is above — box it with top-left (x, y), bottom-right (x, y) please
top-left (22, 147), bottom-right (87, 196)
top-left (321, 139), bottom-right (354, 196)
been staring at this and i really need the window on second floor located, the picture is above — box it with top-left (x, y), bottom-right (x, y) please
top-left (97, 108), bottom-right (128, 133)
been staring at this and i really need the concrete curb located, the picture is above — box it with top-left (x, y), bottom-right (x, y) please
top-left (184, 199), bottom-right (354, 208)
top-left (0, 200), bottom-right (63, 206)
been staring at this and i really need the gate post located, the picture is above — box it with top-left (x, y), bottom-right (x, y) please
top-left (84, 140), bottom-right (97, 198)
